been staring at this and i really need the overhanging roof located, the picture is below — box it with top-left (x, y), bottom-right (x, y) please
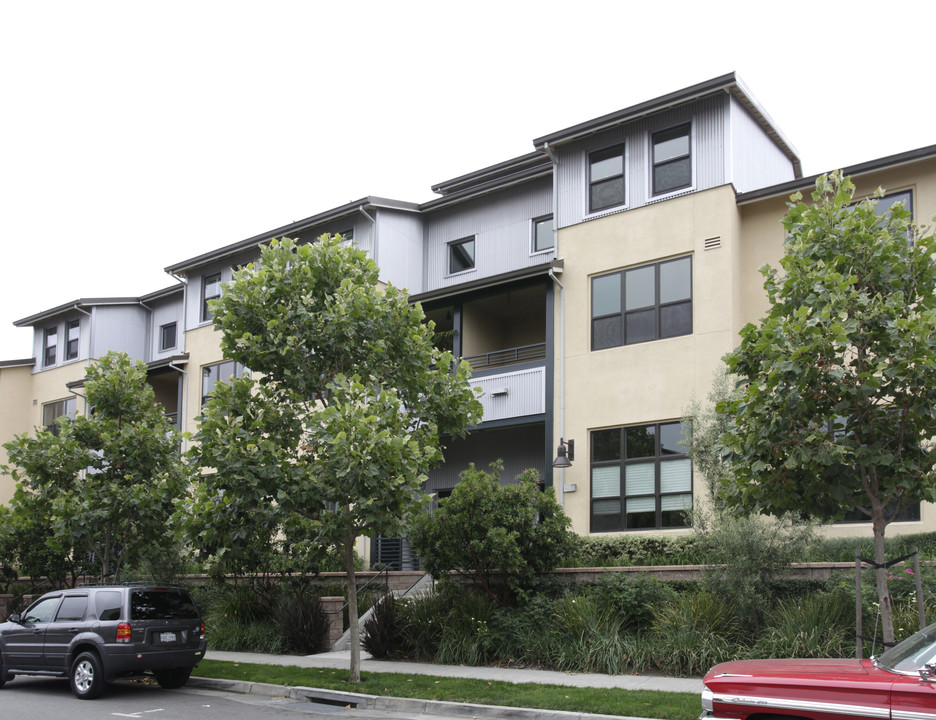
top-left (532, 72), bottom-right (802, 178)
top-left (165, 196), bottom-right (420, 275)
top-left (409, 260), bottom-right (561, 305)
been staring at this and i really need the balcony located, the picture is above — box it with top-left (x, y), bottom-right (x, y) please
top-left (464, 342), bottom-right (546, 372)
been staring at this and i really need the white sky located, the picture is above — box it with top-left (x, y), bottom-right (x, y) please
top-left (2, 0), bottom-right (934, 359)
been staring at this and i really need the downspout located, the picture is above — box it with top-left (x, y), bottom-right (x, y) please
top-left (359, 205), bottom-right (376, 267)
top-left (544, 142), bottom-right (566, 508)
top-left (169, 359), bottom-right (188, 452)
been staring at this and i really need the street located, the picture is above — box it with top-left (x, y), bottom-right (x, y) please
top-left (0, 676), bottom-right (471, 720)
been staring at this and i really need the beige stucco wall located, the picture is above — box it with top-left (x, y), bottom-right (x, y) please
top-left (552, 184), bottom-right (742, 535)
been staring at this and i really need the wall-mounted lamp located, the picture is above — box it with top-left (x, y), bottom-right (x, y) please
top-left (552, 438), bottom-right (574, 468)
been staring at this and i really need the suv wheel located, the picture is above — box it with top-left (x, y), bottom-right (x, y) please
top-left (70, 651), bottom-right (105, 699)
top-left (152, 667), bottom-right (191, 689)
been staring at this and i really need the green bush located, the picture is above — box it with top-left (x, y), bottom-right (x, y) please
top-left (586, 572), bottom-right (677, 633)
top-left (568, 534), bottom-right (702, 567)
top-left (649, 591), bottom-right (742, 676)
top-left (552, 594), bottom-right (631, 675)
top-left (207, 613), bottom-right (286, 653)
top-left (274, 589), bottom-right (328, 655)
top-left (362, 594), bottom-right (403, 659)
top-left (751, 590), bottom-right (854, 659)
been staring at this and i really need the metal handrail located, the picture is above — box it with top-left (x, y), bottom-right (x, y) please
top-left (464, 342), bottom-right (546, 370)
top-left (322, 565), bottom-right (392, 615)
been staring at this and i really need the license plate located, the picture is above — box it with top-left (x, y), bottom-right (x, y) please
top-left (159, 632), bottom-right (177, 643)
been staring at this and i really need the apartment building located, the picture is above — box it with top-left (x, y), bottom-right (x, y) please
top-left (3, 73), bottom-right (935, 567)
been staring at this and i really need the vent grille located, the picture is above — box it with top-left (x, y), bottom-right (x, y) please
top-left (704, 236), bottom-right (722, 250)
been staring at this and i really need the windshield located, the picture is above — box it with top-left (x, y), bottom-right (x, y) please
top-left (876, 622), bottom-right (936, 673)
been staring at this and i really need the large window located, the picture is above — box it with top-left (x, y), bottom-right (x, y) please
top-left (201, 360), bottom-right (248, 405)
top-left (66, 319), bottom-right (80, 360)
top-left (533, 215), bottom-right (554, 253)
top-left (652, 124), bottom-right (691, 196)
top-left (591, 256), bottom-right (692, 350)
top-left (201, 272), bottom-right (222, 323)
top-left (448, 236), bottom-right (475, 274)
top-left (43, 326), bottom-right (57, 367)
top-left (590, 421), bottom-right (692, 532)
top-left (589, 144), bottom-right (625, 213)
top-left (43, 397), bottom-right (77, 435)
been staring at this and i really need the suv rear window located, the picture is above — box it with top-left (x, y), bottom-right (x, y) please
top-left (130, 589), bottom-right (199, 620)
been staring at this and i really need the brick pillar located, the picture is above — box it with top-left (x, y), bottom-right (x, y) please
top-left (319, 596), bottom-right (345, 650)
top-left (0, 595), bottom-right (12, 619)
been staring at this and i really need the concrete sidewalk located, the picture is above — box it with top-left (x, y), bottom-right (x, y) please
top-left (191, 649), bottom-right (703, 720)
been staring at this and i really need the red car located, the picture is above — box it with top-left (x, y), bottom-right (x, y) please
top-left (701, 623), bottom-right (936, 720)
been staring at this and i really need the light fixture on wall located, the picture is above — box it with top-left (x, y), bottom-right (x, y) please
top-left (552, 438), bottom-right (574, 468)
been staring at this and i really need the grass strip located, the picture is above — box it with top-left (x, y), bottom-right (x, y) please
top-left (193, 659), bottom-right (699, 720)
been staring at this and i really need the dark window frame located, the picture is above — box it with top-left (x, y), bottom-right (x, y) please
top-left (652, 123), bottom-right (692, 196)
top-left (201, 272), bottom-right (222, 323)
top-left (588, 143), bottom-right (626, 213)
top-left (591, 256), bottom-right (693, 350)
top-left (42, 397), bottom-right (77, 435)
top-left (160, 322), bottom-right (177, 351)
top-left (201, 359), bottom-right (248, 406)
top-left (532, 215), bottom-right (554, 253)
top-left (65, 319), bottom-right (80, 361)
top-left (590, 421), bottom-right (692, 532)
top-left (43, 326), bottom-right (57, 367)
top-left (448, 236), bottom-right (476, 275)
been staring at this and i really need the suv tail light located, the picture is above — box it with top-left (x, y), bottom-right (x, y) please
top-left (116, 622), bottom-right (132, 643)
top-left (199, 621), bottom-right (205, 640)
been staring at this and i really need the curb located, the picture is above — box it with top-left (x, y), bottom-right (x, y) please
top-left (188, 676), bottom-right (659, 720)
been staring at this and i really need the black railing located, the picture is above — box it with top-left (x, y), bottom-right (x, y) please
top-left (463, 342), bottom-right (546, 371)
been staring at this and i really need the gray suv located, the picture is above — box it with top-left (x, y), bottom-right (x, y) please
top-left (0, 583), bottom-right (206, 699)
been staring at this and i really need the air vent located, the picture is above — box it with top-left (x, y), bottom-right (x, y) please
top-left (704, 236), bottom-right (722, 250)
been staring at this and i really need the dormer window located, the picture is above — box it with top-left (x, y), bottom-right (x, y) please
top-left (652, 124), bottom-right (691, 196)
top-left (589, 144), bottom-right (625, 213)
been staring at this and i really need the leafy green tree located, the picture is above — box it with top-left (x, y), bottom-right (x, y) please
top-left (718, 171), bottom-right (936, 644)
top-left (409, 461), bottom-right (574, 606)
top-left (3, 351), bottom-right (190, 582)
top-left (188, 236), bottom-right (482, 682)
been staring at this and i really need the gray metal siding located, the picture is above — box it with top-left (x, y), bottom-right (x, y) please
top-left (150, 296), bottom-right (184, 361)
top-left (424, 177), bottom-right (553, 293)
top-left (556, 95), bottom-right (728, 228)
top-left (426, 423), bottom-right (547, 493)
top-left (374, 209), bottom-right (424, 294)
top-left (729, 95), bottom-right (797, 192)
top-left (90, 306), bottom-right (148, 361)
top-left (473, 367), bottom-right (545, 422)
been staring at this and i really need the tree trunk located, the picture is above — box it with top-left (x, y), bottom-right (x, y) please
top-left (340, 534), bottom-right (361, 683)
top-left (871, 502), bottom-right (895, 645)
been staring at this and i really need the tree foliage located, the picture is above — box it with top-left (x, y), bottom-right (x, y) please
top-left (409, 461), bottom-right (574, 606)
top-left (187, 236), bottom-right (483, 681)
top-left (3, 351), bottom-right (190, 583)
top-left (718, 171), bottom-right (936, 643)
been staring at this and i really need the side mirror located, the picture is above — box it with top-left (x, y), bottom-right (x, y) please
top-left (8, 613), bottom-right (21, 624)
top-left (919, 664), bottom-right (936, 682)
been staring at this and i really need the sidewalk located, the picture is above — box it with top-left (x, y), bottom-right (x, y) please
top-left (190, 649), bottom-right (703, 720)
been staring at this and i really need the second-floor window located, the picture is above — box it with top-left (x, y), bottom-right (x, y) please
top-left (66, 319), bottom-right (80, 360)
top-left (652, 124), bottom-right (691, 196)
top-left (43, 326), bottom-right (57, 367)
top-left (533, 215), bottom-right (554, 253)
top-left (201, 360), bottom-right (248, 406)
top-left (589, 144), bottom-right (625, 213)
top-left (448, 237), bottom-right (475, 274)
top-left (202, 272), bottom-right (222, 323)
top-left (591, 256), bottom-right (692, 350)
top-left (160, 322), bottom-right (177, 351)
top-left (43, 397), bottom-right (77, 436)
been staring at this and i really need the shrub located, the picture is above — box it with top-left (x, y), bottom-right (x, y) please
top-left (649, 591), bottom-right (742, 676)
top-left (410, 462), bottom-right (574, 605)
top-left (362, 594), bottom-right (403, 659)
top-left (751, 589), bottom-right (854, 659)
top-left (586, 572), bottom-right (677, 633)
top-left (274, 589), bottom-right (329, 655)
top-left (552, 594), bottom-right (632, 675)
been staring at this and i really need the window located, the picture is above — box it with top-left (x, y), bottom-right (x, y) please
top-left (65, 319), bottom-right (80, 360)
top-left (652, 124), bottom-right (691, 196)
top-left (43, 397), bottom-right (76, 435)
top-left (43, 326), bottom-right (57, 367)
top-left (201, 360), bottom-right (248, 405)
top-left (338, 228), bottom-right (354, 247)
top-left (160, 322), bottom-right (177, 351)
top-left (448, 236), bottom-right (475, 274)
top-left (55, 595), bottom-right (88, 622)
top-left (591, 256), bottom-right (692, 350)
top-left (589, 144), bottom-right (625, 213)
top-left (201, 272), bottom-right (222, 322)
top-left (533, 215), bottom-right (554, 253)
top-left (590, 421), bottom-right (692, 532)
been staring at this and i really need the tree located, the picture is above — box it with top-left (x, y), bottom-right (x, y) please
top-left (3, 351), bottom-right (190, 582)
top-left (189, 235), bottom-right (483, 682)
top-left (718, 171), bottom-right (936, 644)
top-left (409, 461), bottom-right (574, 606)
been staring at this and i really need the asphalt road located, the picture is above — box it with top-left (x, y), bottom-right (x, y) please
top-left (0, 676), bottom-right (472, 720)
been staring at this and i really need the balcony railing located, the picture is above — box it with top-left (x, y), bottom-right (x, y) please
top-left (463, 342), bottom-right (546, 371)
